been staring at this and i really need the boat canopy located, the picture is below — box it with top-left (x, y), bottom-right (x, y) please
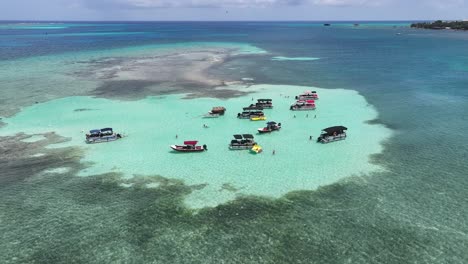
top-left (233, 134), bottom-right (243, 140)
top-left (243, 106), bottom-right (263, 111)
top-left (90, 129), bottom-right (100, 134)
top-left (184, 140), bottom-right (198, 145)
top-left (243, 134), bottom-right (254, 139)
top-left (257, 99), bottom-right (272, 102)
top-left (101, 128), bottom-right (113, 133)
top-left (211, 106), bottom-right (226, 112)
top-left (322, 126), bottom-right (347, 135)
top-left (267, 121), bottom-right (277, 125)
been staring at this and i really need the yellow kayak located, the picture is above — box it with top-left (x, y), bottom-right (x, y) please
top-left (250, 116), bottom-right (266, 121)
top-left (250, 144), bottom-right (263, 154)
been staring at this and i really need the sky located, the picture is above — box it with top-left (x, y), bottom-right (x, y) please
top-left (1, 0), bottom-right (467, 21)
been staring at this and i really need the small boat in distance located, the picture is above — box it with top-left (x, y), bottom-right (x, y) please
top-left (86, 128), bottom-right (122, 144)
top-left (295, 91), bottom-right (319, 100)
top-left (251, 116), bottom-right (267, 121)
top-left (290, 100), bottom-right (316, 111)
top-left (258, 122), bottom-right (281, 134)
top-left (238, 106), bottom-right (264, 119)
top-left (204, 106), bottom-right (226, 118)
top-left (324, 23), bottom-right (331, 26)
top-left (250, 144), bottom-right (263, 154)
top-left (171, 141), bottom-right (207, 152)
top-left (255, 99), bottom-right (273, 109)
top-left (317, 126), bottom-right (347, 143)
top-left (229, 134), bottom-right (257, 150)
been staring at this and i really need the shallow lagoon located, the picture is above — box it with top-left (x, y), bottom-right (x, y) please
top-left (0, 84), bottom-right (391, 208)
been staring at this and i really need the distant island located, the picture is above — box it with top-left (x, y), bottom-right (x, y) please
top-left (411, 20), bottom-right (468, 30)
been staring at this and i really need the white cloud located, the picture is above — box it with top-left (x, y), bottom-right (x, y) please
top-left (313, 0), bottom-right (385, 6)
top-left (427, 0), bottom-right (465, 9)
top-left (82, 0), bottom-right (306, 9)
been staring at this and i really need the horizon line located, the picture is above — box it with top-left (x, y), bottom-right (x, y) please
top-left (0, 19), bottom-right (433, 23)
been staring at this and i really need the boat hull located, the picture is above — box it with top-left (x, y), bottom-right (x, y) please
top-left (297, 97), bottom-right (318, 101)
top-left (257, 127), bottom-right (280, 133)
top-left (229, 144), bottom-right (256, 150)
top-left (86, 134), bottom-right (120, 144)
top-left (257, 105), bottom-right (273, 109)
top-left (317, 134), bottom-right (347, 143)
top-left (170, 145), bottom-right (206, 152)
top-left (290, 107), bottom-right (316, 111)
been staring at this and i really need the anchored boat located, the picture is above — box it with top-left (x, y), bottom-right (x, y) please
top-left (171, 141), bottom-right (207, 152)
top-left (295, 91), bottom-right (319, 100)
top-left (85, 128), bottom-right (122, 144)
top-left (204, 106), bottom-right (226, 118)
top-left (317, 126), bottom-right (347, 143)
top-left (237, 106), bottom-right (264, 119)
top-left (258, 121), bottom-right (281, 134)
top-left (255, 99), bottom-right (273, 109)
top-left (290, 100), bottom-right (316, 111)
top-left (229, 134), bottom-right (257, 150)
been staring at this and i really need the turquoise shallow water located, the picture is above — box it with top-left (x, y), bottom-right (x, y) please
top-left (1, 21), bottom-right (468, 263)
top-left (0, 84), bottom-right (390, 208)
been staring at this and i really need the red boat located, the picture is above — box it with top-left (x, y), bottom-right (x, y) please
top-left (295, 90), bottom-right (319, 100)
top-left (170, 141), bottom-right (207, 152)
top-left (290, 100), bottom-right (316, 111)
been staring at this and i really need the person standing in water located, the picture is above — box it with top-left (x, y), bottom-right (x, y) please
top-left (272, 150), bottom-right (276, 155)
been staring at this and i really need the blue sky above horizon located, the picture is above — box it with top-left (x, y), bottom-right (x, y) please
top-left (1, 0), bottom-right (468, 21)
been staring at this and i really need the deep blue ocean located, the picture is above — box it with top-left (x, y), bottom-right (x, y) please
top-left (1, 21), bottom-right (467, 263)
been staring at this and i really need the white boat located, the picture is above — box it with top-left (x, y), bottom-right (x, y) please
top-left (85, 128), bottom-right (122, 144)
top-left (237, 106), bottom-right (264, 119)
top-left (229, 134), bottom-right (257, 150)
top-left (317, 126), bottom-right (347, 143)
top-left (290, 100), bottom-right (316, 111)
top-left (295, 91), bottom-right (319, 100)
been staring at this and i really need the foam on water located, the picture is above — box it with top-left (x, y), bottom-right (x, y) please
top-left (0, 84), bottom-right (391, 208)
top-left (271, 56), bottom-right (320, 61)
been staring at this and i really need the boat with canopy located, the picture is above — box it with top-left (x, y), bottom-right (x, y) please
top-left (295, 91), bottom-right (319, 100)
top-left (85, 128), bottom-right (122, 143)
top-left (237, 106), bottom-right (264, 119)
top-left (171, 141), bottom-right (207, 152)
top-left (316, 126), bottom-right (347, 143)
top-left (258, 121), bottom-right (281, 133)
top-left (203, 106), bottom-right (226, 118)
top-left (254, 99), bottom-right (273, 109)
top-left (229, 134), bottom-right (257, 150)
top-left (290, 100), bottom-right (316, 111)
